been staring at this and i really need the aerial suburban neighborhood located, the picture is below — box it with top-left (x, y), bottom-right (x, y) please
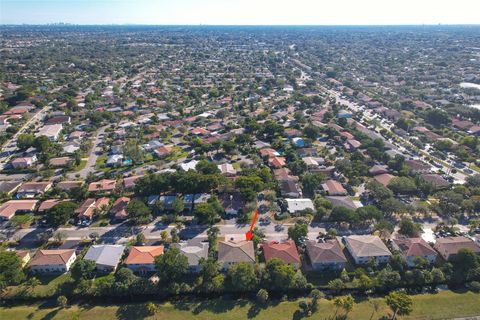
top-left (0, 19), bottom-right (480, 320)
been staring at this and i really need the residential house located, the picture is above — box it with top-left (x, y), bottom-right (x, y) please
top-left (344, 139), bottom-right (361, 151)
top-left (218, 239), bottom-right (255, 270)
top-left (68, 131), bottom-right (84, 140)
top-left (36, 124), bottom-right (62, 141)
top-left (285, 198), bottom-right (315, 214)
top-left (38, 199), bottom-right (69, 213)
top-left (125, 246), bottom-right (164, 274)
top-left (259, 148), bottom-right (279, 158)
top-left (0, 181), bottom-right (22, 196)
top-left (154, 145), bottom-right (173, 158)
top-left (434, 236), bottom-right (480, 261)
top-left (16, 250), bottom-right (31, 267)
top-left (88, 179), bottom-right (117, 194)
top-left (302, 157), bottom-right (320, 169)
top-left (420, 174), bottom-right (450, 190)
top-left (0, 199), bottom-right (38, 221)
top-left (337, 109), bottom-right (352, 118)
top-left (374, 173), bottom-right (396, 187)
top-left (84, 245), bottom-right (126, 272)
top-left (46, 115), bottom-right (70, 125)
top-left (63, 141), bottom-right (81, 154)
top-left (106, 154), bottom-right (124, 167)
top-left (405, 159), bottom-right (431, 174)
top-left (180, 160), bottom-right (199, 171)
top-left (369, 165), bottom-right (389, 176)
top-left (322, 180), bottom-right (347, 196)
top-left (261, 240), bottom-right (301, 268)
top-left (279, 180), bottom-right (302, 198)
top-left (325, 196), bottom-right (359, 210)
top-left (219, 193), bottom-right (244, 216)
top-left (171, 242), bottom-right (209, 272)
top-left (345, 235), bottom-right (392, 265)
top-left (17, 182), bottom-right (52, 198)
top-left (11, 156), bottom-right (37, 169)
top-left (268, 156), bottom-right (286, 168)
top-left (56, 180), bottom-right (83, 191)
top-left (305, 239), bottom-right (347, 270)
top-left (110, 197), bottom-right (130, 220)
top-left (273, 168), bottom-right (299, 182)
top-left (392, 237), bottom-right (438, 267)
top-left (75, 197), bottom-right (109, 222)
top-left (217, 163), bottom-right (237, 176)
top-left (468, 125), bottom-right (480, 136)
top-left (49, 157), bottom-right (73, 168)
top-left (29, 249), bottom-right (76, 274)
top-left (123, 175), bottom-right (143, 190)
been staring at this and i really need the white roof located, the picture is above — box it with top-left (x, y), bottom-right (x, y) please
top-left (285, 198), bottom-right (314, 213)
top-left (180, 160), bottom-right (199, 171)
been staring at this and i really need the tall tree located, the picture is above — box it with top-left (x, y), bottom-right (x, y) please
top-left (46, 201), bottom-right (78, 227)
top-left (227, 262), bottom-right (258, 292)
top-left (126, 200), bottom-right (152, 225)
top-left (288, 223), bottom-right (308, 246)
top-left (385, 291), bottom-right (413, 320)
top-left (0, 250), bottom-right (26, 286)
top-left (155, 247), bottom-right (188, 283)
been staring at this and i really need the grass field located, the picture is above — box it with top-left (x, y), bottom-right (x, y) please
top-left (1, 290), bottom-right (479, 320)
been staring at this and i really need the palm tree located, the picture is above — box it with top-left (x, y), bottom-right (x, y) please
top-left (25, 277), bottom-right (41, 292)
top-left (369, 299), bottom-right (381, 320)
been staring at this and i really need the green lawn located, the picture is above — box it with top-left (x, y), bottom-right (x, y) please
top-left (70, 159), bottom-right (87, 172)
top-left (95, 154), bottom-right (108, 169)
top-left (1, 290), bottom-right (479, 320)
top-left (3, 273), bottom-right (72, 299)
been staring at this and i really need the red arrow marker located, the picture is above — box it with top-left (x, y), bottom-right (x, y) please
top-left (245, 209), bottom-right (259, 241)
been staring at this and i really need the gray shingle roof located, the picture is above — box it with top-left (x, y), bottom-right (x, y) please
top-left (84, 245), bottom-right (125, 267)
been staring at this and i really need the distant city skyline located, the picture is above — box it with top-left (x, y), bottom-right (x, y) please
top-left (1, 0), bottom-right (479, 25)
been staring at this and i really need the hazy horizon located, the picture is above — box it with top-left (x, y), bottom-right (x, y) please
top-left (1, 0), bottom-right (480, 25)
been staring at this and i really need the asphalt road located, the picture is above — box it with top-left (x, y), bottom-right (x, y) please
top-left (68, 125), bottom-right (108, 179)
top-left (0, 105), bottom-right (51, 170)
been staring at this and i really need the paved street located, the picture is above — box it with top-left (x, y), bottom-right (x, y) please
top-left (68, 125), bottom-right (108, 179)
top-left (8, 220), bottom-right (327, 246)
top-left (0, 105), bottom-right (51, 170)
top-left (327, 89), bottom-right (471, 184)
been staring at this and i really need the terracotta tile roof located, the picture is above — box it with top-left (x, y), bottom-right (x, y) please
top-left (29, 249), bottom-right (75, 266)
top-left (75, 198), bottom-right (109, 219)
top-left (374, 173), bottom-right (395, 187)
top-left (268, 156), bottom-right (286, 168)
top-left (393, 238), bottom-right (437, 257)
top-left (434, 236), bottom-right (480, 257)
top-left (305, 239), bottom-right (347, 264)
top-left (259, 148), bottom-right (279, 158)
top-left (154, 145), bottom-right (173, 157)
top-left (110, 197), bottom-right (130, 219)
top-left (124, 175), bottom-right (143, 189)
top-left (0, 199), bottom-right (38, 220)
top-left (18, 182), bottom-right (52, 193)
top-left (322, 180), bottom-right (347, 195)
top-left (421, 174), bottom-right (450, 189)
top-left (38, 199), bottom-right (70, 212)
top-left (56, 181), bottom-right (83, 190)
top-left (88, 179), bottom-right (117, 192)
top-left (125, 246), bottom-right (164, 265)
top-left (49, 157), bottom-right (73, 167)
top-left (262, 240), bottom-right (301, 264)
top-left (340, 131), bottom-right (354, 140)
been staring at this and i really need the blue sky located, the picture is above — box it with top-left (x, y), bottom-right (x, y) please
top-left (1, 0), bottom-right (479, 25)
